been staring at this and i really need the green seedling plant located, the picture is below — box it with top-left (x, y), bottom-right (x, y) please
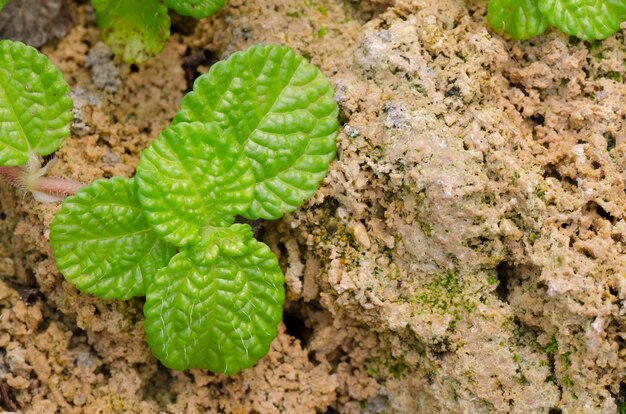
top-left (0, 40), bottom-right (339, 373)
top-left (488, 0), bottom-right (626, 40)
top-left (90, 0), bottom-right (225, 63)
top-left (0, 0), bottom-right (224, 63)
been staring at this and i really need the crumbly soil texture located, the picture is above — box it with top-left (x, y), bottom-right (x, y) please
top-left (1, 0), bottom-right (625, 413)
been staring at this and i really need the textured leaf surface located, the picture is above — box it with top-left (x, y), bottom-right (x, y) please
top-left (538, 0), bottom-right (622, 40)
top-left (165, 0), bottom-right (224, 18)
top-left (607, 0), bottom-right (626, 19)
top-left (181, 224), bottom-right (254, 266)
top-left (50, 177), bottom-right (176, 300)
top-left (0, 40), bottom-right (73, 166)
top-left (487, 0), bottom-right (548, 39)
top-left (144, 237), bottom-right (285, 373)
top-left (174, 44), bottom-right (338, 220)
top-left (136, 122), bottom-right (255, 246)
top-left (91, 0), bottom-right (170, 63)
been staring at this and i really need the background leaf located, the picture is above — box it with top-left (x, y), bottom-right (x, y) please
top-left (136, 122), bottom-right (255, 246)
top-left (165, 0), bottom-right (224, 18)
top-left (487, 0), bottom-right (548, 39)
top-left (50, 177), bottom-right (176, 300)
top-left (174, 44), bottom-right (338, 220)
top-left (0, 40), bottom-right (73, 166)
top-left (91, 0), bottom-right (170, 64)
top-left (144, 236), bottom-right (285, 374)
top-left (538, 0), bottom-right (622, 40)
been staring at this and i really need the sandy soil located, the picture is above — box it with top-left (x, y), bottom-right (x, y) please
top-left (0, 0), bottom-right (625, 413)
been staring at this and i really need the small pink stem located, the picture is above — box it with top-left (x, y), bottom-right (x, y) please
top-left (35, 176), bottom-right (84, 196)
top-left (0, 165), bottom-right (84, 198)
top-left (0, 166), bottom-right (24, 188)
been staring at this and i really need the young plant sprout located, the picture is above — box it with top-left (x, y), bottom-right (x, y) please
top-left (90, 0), bottom-right (226, 63)
top-left (1, 0), bottom-right (225, 63)
top-left (487, 0), bottom-right (626, 40)
top-left (0, 39), bottom-right (339, 374)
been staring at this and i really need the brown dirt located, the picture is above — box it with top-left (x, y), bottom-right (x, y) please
top-left (1, 0), bottom-right (625, 413)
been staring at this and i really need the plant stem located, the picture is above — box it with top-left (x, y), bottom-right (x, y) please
top-left (0, 165), bottom-right (84, 199)
top-left (0, 166), bottom-right (22, 188)
top-left (33, 175), bottom-right (84, 196)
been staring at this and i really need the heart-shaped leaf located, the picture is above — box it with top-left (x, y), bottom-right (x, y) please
top-left (538, 0), bottom-right (623, 40)
top-left (135, 122), bottom-right (255, 246)
top-left (91, 0), bottom-right (170, 63)
top-left (165, 0), bottom-right (224, 18)
top-left (144, 235), bottom-right (285, 373)
top-left (488, 0), bottom-right (548, 39)
top-left (174, 44), bottom-right (339, 220)
top-left (0, 40), bottom-right (73, 166)
top-left (50, 177), bottom-right (176, 300)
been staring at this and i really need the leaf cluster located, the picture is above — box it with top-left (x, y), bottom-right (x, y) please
top-left (91, 0), bottom-right (225, 63)
top-left (487, 0), bottom-right (626, 40)
top-left (49, 44), bottom-right (339, 373)
top-left (1, 0), bottom-right (224, 63)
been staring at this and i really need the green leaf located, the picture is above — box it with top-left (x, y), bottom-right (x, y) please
top-left (0, 40), bottom-right (73, 166)
top-left (538, 0), bottom-right (623, 40)
top-left (607, 0), bottom-right (626, 20)
top-left (0, 0), bottom-right (9, 11)
top-left (50, 177), bottom-right (176, 300)
top-left (144, 236), bottom-right (285, 373)
top-left (165, 0), bottom-right (224, 18)
top-left (181, 223), bottom-right (254, 266)
top-left (91, 0), bottom-right (170, 64)
top-left (135, 122), bottom-right (255, 246)
top-left (174, 44), bottom-right (339, 220)
top-left (487, 0), bottom-right (548, 39)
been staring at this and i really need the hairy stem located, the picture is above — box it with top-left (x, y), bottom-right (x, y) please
top-left (0, 166), bottom-right (23, 188)
top-left (0, 165), bottom-right (84, 199)
top-left (33, 175), bottom-right (84, 196)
